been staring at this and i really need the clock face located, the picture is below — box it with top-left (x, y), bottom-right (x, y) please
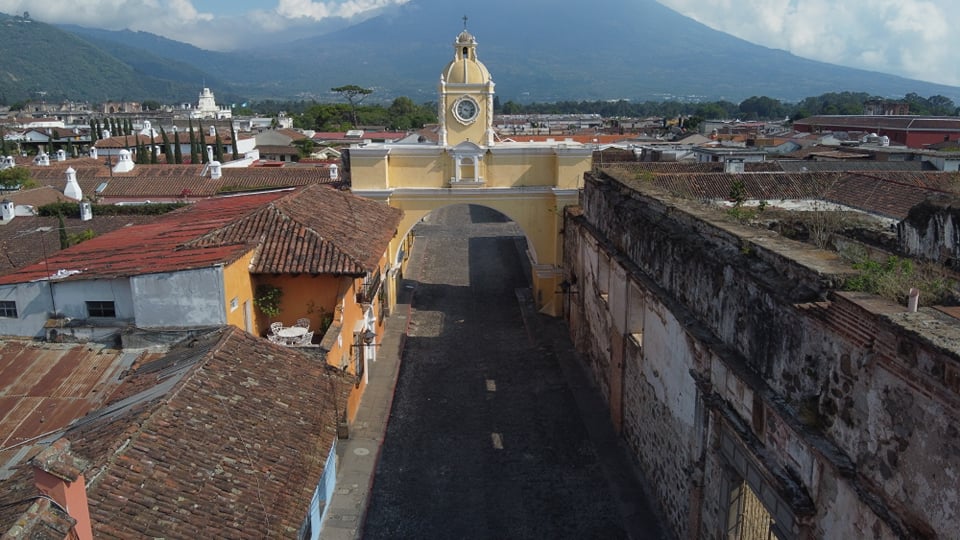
top-left (454, 98), bottom-right (478, 123)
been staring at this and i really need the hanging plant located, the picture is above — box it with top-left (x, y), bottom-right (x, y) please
top-left (254, 284), bottom-right (283, 318)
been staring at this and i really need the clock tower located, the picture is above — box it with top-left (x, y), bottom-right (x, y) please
top-left (438, 26), bottom-right (495, 147)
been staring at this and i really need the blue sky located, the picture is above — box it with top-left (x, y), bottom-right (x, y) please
top-left (1, 0), bottom-right (957, 88)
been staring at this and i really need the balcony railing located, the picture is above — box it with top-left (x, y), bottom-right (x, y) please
top-left (356, 267), bottom-right (382, 305)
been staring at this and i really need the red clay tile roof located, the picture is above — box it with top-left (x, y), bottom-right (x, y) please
top-left (2, 186), bottom-right (74, 207)
top-left (312, 131), bottom-right (408, 142)
top-left (187, 184), bottom-right (403, 275)
top-left (0, 184), bottom-right (402, 284)
top-left (0, 327), bottom-right (354, 539)
top-left (0, 214), bottom-right (161, 274)
top-left (275, 128), bottom-right (307, 141)
top-left (93, 132), bottom-right (237, 149)
top-left (0, 192), bottom-right (280, 284)
top-left (23, 159), bottom-right (339, 201)
top-left (794, 115), bottom-right (960, 132)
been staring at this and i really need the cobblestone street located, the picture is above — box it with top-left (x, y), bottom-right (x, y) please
top-left (362, 205), bottom-right (663, 539)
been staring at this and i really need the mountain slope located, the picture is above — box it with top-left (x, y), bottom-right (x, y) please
top-left (4, 2), bottom-right (960, 105)
top-left (0, 13), bottom-right (214, 103)
top-left (280, 0), bottom-right (960, 103)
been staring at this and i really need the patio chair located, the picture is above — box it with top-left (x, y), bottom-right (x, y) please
top-left (297, 331), bottom-right (314, 346)
top-left (294, 318), bottom-right (311, 329)
top-left (270, 322), bottom-right (284, 334)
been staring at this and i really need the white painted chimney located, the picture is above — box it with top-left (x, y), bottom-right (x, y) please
top-left (34, 153), bottom-right (50, 166)
top-left (89, 146), bottom-right (98, 159)
top-left (55, 149), bottom-right (66, 162)
top-left (80, 201), bottom-right (92, 221)
top-left (64, 167), bottom-right (82, 200)
top-left (329, 164), bottom-right (339, 180)
top-left (724, 159), bottom-right (745, 174)
top-left (209, 125), bottom-right (216, 137)
top-left (113, 149), bottom-right (134, 173)
top-left (206, 145), bottom-right (214, 163)
top-left (102, 129), bottom-right (111, 139)
top-left (1, 199), bottom-right (15, 222)
top-left (209, 160), bottom-right (222, 179)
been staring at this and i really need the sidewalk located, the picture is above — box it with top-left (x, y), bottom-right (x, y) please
top-left (320, 288), bottom-right (413, 540)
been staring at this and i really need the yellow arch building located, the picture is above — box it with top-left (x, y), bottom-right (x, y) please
top-left (348, 28), bottom-right (592, 316)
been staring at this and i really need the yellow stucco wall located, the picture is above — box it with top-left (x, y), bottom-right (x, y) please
top-left (384, 154), bottom-right (446, 188)
top-left (444, 110), bottom-right (487, 144)
top-left (222, 251), bottom-right (257, 332)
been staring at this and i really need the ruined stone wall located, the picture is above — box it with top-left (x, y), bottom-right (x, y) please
top-left (898, 196), bottom-right (960, 264)
top-left (562, 171), bottom-right (960, 539)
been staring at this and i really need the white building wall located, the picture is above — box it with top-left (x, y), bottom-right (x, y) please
top-left (0, 282), bottom-right (55, 338)
top-left (130, 267), bottom-right (227, 328)
top-left (51, 278), bottom-right (135, 320)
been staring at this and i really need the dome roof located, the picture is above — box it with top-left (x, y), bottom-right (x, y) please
top-left (443, 58), bottom-right (491, 85)
top-left (442, 29), bottom-right (491, 85)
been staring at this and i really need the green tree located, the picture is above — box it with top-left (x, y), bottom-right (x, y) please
top-left (149, 132), bottom-right (158, 164)
top-left (188, 120), bottom-right (198, 164)
top-left (0, 166), bottom-right (30, 188)
top-left (174, 130), bottom-right (183, 164)
top-left (501, 100), bottom-right (522, 114)
top-left (331, 85), bottom-right (373, 126)
top-left (739, 96), bottom-right (786, 120)
top-left (142, 100), bottom-right (161, 111)
top-left (197, 121), bottom-right (208, 163)
top-left (230, 122), bottom-right (239, 160)
top-left (57, 213), bottom-right (68, 249)
top-left (292, 139), bottom-right (314, 159)
top-left (160, 127), bottom-right (173, 164)
top-left (214, 131), bottom-right (224, 162)
top-left (88, 120), bottom-right (98, 142)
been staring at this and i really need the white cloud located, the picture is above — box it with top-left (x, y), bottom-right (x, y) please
top-left (276, 0), bottom-right (406, 20)
top-left (0, 0), bottom-right (408, 50)
top-left (656, 0), bottom-right (960, 87)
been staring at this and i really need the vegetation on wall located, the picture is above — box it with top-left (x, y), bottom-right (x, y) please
top-left (254, 284), bottom-right (283, 318)
top-left (37, 201), bottom-right (185, 217)
top-left (843, 253), bottom-right (957, 305)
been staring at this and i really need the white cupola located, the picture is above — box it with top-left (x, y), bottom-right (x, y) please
top-left (113, 149), bottom-right (134, 173)
top-left (64, 167), bottom-right (83, 200)
top-left (1, 199), bottom-right (15, 222)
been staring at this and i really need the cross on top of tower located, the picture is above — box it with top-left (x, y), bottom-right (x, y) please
top-left (462, 15), bottom-right (468, 30)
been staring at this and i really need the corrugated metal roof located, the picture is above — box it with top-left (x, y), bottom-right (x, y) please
top-left (0, 341), bottom-right (137, 478)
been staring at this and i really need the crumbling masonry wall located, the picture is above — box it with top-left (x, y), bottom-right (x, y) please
top-left (562, 171), bottom-right (960, 539)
